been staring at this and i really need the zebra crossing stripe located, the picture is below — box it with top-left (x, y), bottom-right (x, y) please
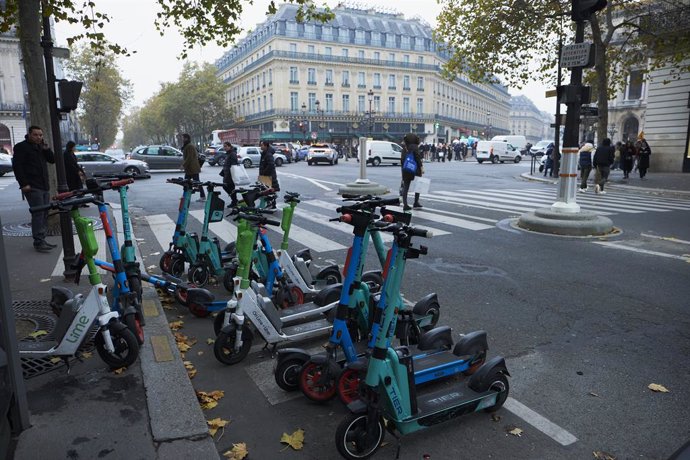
top-left (468, 189), bottom-right (650, 213)
top-left (520, 189), bottom-right (687, 211)
top-left (189, 210), bottom-right (237, 243)
top-left (293, 206), bottom-right (393, 243)
top-left (418, 206), bottom-right (498, 224)
top-left (593, 241), bottom-right (690, 261)
top-left (386, 206), bottom-right (493, 231)
top-left (427, 192), bottom-right (557, 214)
top-left (145, 214), bottom-right (177, 252)
top-left (519, 188), bottom-right (690, 209)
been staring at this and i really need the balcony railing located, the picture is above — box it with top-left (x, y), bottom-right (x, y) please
top-left (0, 102), bottom-right (26, 112)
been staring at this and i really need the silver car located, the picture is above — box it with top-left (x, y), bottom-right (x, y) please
top-left (236, 146), bottom-right (287, 168)
top-left (76, 152), bottom-right (150, 178)
top-left (129, 145), bottom-right (185, 169)
top-left (0, 152), bottom-right (12, 176)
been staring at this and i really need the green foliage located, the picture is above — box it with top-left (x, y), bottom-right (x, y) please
top-left (121, 63), bottom-right (232, 150)
top-left (66, 44), bottom-right (132, 148)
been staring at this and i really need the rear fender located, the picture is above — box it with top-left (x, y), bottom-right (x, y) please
top-left (411, 292), bottom-right (439, 316)
top-left (276, 348), bottom-right (311, 365)
top-left (468, 356), bottom-right (510, 392)
top-left (346, 398), bottom-right (368, 414)
top-left (294, 248), bottom-right (312, 262)
top-left (308, 352), bottom-right (341, 375)
top-left (313, 283), bottom-right (342, 307)
top-left (452, 330), bottom-right (488, 359)
top-left (186, 288), bottom-right (215, 305)
top-left (417, 325), bottom-right (452, 351)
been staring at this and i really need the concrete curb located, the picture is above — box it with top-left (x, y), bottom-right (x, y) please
top-left (135, 250), bottom-right (219, 458)
top-left (519, 172), bottom-right (690, 196)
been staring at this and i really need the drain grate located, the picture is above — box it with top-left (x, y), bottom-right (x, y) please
top-left (14, 300), bottom-right (97, 379)
top-left (2, 217), bottom-right (103, 237)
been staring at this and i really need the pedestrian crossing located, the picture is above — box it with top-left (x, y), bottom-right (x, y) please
top-left (48, 187), bottom-right (690, 274)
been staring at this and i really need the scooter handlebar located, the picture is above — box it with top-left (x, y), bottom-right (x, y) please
top-left (235, 213), bottom-right (280, 226)
top-left (30, 196), bottom-right (97, 213)
top-left (409, 227), bottom-right (433, 239)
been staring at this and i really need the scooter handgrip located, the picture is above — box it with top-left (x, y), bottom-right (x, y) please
top-left (265, 218), bottom-right (281, 226)
top-left (378, 197), bottom-right (401, 207)
top-left (55, 191), bottom-right (76, 200)
top-left (29, 202), bottom-right (53, 213)
top-left (111, 178), bottom-right (134, 187)
top-left (410, 227), bottom-right (433, 238)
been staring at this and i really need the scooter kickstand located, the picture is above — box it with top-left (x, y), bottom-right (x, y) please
top-left (62, 356), bottom-right (72, 374)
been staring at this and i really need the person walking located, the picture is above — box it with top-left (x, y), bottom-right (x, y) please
top-left (636, 133), bottom-right (652, 180)
top-left (11, 125), bottom-right (56, 252)
top-left (400, 133), bottom-right (424, 211)
top-left (621, 140), bottom-right (635, 179)
top-left (64, 141), bottom-right (84, 191)
top-left (612, 141), bottom-right (621, 171)
top-left (578, 141), bottom-right (594, 192)
top-left (543, 143), bottom-right (555, 177)
top-left (220, 141), bottom-right (239, 207)
top-left (593, 138), bottom-right (615, 194)
top-left (181, 133), bottom-right (205, 201)
top-left (259, 140), bottom-right (279, 208)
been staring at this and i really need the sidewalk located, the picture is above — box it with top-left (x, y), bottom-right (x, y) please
top-left (5, 213), bottom-right (218, 459)
top-left (520, 169), bottom-right (690, 195)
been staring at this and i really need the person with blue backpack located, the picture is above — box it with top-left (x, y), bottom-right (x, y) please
top-left (400, 132), bottom-right (424, 211)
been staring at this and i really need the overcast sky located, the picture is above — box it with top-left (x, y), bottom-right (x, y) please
top-left (54, 0), bottom-right (555, 115)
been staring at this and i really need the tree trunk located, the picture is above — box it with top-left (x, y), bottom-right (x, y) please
top-left (18, 1), bottom-right (59, 228)
top-left (590, 15), bottom-right (609, 143)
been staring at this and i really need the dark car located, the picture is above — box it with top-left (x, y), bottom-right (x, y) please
top-left (271, 143), bottom-right (293, 163)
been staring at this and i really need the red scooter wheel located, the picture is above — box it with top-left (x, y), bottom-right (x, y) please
top-left (337, 368), bottom-right (361, 405)
top-left (299, 362), bottom-right (337, 402)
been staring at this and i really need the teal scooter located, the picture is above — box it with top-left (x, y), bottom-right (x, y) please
top-left (334, 222), bottom-right (510, 460)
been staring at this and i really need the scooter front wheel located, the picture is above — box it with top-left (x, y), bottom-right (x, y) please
top-left (95, 325), bottom-right (139, 369)
top-left (170, 254), bottom-right (186, 278)
top-left (361, 271), bottom-right (383, 293)
top-left (335, 413), bottom-right (385, 460)
top-left (337, 368), bottom-right (362, 405)
top-left (483, 373), bottom-right (509, 412)
top-left (188, 264), bottom-right (210, 287)
top-left (299, 362), bottom-right (337, 402)
top-left (222, 264), bottom-right (237, 293)
top-left (159, 251), bottom-right (174, 273)
top-left (274, 356), bottom-right (307, 391)
top-left (174, 284), bottom-right (195, 307)
top-left (212, 311), bottom-right (226, 337)
top-left (188, 301), bottom-right (211, 318)
top-left (124, 312), bottom-right (145, 345)
top-left (213, 325), bottom-right (253, 365)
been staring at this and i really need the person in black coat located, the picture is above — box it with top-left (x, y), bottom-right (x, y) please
top-left (259, 141), bottom-right (279, 208)
top-left (399, 133), bottom-right (424, 211)
top-left (593, 137), bottom-right (615, 194)
top-left (636, 135), bottom-right (652, 179)
top-left (64, 141), bottom-right (84, 191)
top-left (11, 126), bottom-right (56, 252)
top-left (220, 142), bottom-right (239, 206)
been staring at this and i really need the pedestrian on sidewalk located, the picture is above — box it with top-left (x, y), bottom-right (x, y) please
top-left (259, 140), bottom-right (279, 209)
top-left (181, 133), bottom-right (205, 201)
top-left (220, 141), bottom-right (239, 207)
top-left (621, 140), bottom-right (635, 179)
top-left (400, 133), bottom-right (424, 211)
top-left (612, 141), bottom-right (621, 170)
top-left (64, 141), bottom-right (84, 191)
top-left (636, 133), bottom-right (652, 180)
top-left (593, 138), bottom-right (615, 194)
top-left (543, 143), bottom-right (555, 177)
top-left (578, 141), bottom-right (594, 192)
top-left (11, 125), bottom-right (56, 252)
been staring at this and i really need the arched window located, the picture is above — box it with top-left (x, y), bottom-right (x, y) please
top-left (622, 116), bottom-right (639, 143)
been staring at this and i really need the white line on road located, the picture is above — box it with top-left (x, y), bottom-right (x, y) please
top-left (278, 171), bottom-right (337, 190)
top-left (593, 241), bottom-right (690, 261)
top-left (145, 214), bottom-right (177, 252)
top-left (504, 397), bottom-right (578, 446)
top-left (640, 233), bottom-right (690, 245)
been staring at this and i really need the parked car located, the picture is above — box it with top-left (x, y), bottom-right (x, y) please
top-left (76, 152), bottom-right (150, 178)
top-left (365, 140), bottom-right (404, 166)
top-left (237, 146), bottom-right (287, 168)
top-left (0, 152), bottom-right (12, 176)
top-left (307, 143), bottom-right (338, 165)
top-left (271, 143), bottom-right (294, 163)
top-left (129, 145), bottom-right (188, 169)
top-left (530, 140), bottom-right (552, 157)
top-left (475, 140), bottom-right (521, 164)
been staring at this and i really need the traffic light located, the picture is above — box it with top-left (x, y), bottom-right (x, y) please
top-left (58, 80), bottom-right (83, 112)
top-left (571, 0), bottom-right (607, 22)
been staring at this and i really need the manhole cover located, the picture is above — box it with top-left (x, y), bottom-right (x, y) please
top-left (2, 217), bottom-right (103, 237)
top-left (14, 299), bottom-right (96, 379)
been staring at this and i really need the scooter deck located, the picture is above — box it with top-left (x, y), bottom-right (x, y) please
top-left (282, 317), bottom-right (332, 339)
top-left (18, 340), bottom-right (58, 352)
top-left (414, 378), bottom-right (493, 421)
top-left (413, 350), bottom-right (462, 374)
top-left (279, 301), bottom-right (332, 321)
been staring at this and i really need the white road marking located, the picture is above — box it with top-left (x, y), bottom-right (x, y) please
top-left (419, 206), bottom-right (498, 224)
top-left (640, 233), bottom-right (690, 245)
top-left (189, 210), bottom-right (237, 243)
top-left (388, 206), bottom-right (494, 231)
top-left (521, 189), bottom-right (684, 212)
top-left (278, 171), bottom-right (337, 190)
top-left (294, 206), bottom-right (393, 243)
top-left (267, 219), bottom-right (347, 253)
top-left (145, 214), bottom-right (177, 252)
top-left (504, 397), bottom-right (578, 446)
top-left (592, 241), bottom-right (690, 261)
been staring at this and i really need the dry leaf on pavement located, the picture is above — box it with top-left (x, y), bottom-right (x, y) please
top-left (184, 361), bottom-right (197, 379)
top-left (280, 428), bottom-right (305, 451)
top-left (593, 450), bottom-right (616, 460)
top-left (507, 427), bottom-right (523, 437)
top-left (28, 330), bottom-right (48, 339)
top-left (196, 390), bottom-right (225, 410)
top-left (207, 417), bottom-right (230, 437)
top-left (206, 338), bottom-right (215, 345)
top-left (223, 443), bottom-right (248, 459)
top-left (50, 357), bottom-right (62, 364)
top-left (40, 278), bottom-right (51, 282)
top-left (113, 367), bottom-right (126, 375)
top-left (589, 392), bottom-right (599, 397)
top-left (648, 383), bottom-right (669, 393)
top-left (169, 320), bottom-right (184, 330)
top-left (81, 351), bottom-right (93, 359)
top-left (491, 414), bottom-right (501, 422)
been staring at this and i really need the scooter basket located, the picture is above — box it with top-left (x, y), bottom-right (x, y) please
top-left (73, 216), bottom-right (99, 258)
top-left (208, 192), bottom-right (226, 223)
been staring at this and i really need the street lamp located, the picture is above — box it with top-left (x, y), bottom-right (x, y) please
top-left (608, 123), bottom-right (617, 141)
top-left (366, 89), bottom-right (375, 137)
top-left (486, 111), bottom-right (492, 140)
top-left (300, 102), bottom-right (307, 143)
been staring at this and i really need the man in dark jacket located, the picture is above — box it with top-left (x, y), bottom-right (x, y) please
top-left (220, 142), bottom-right (239, 206)
top-left (400, 133), bottom-right (424, 211)
top-left (181, 133), bottom-right (205, 201)
top-left (12, 126), bottom-right (56, 252)
top-left (593, 138), bottom-right (615, 194)
top-left (259, 141), bottom-right (278, 209)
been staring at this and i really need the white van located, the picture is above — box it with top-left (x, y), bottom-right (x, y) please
top-left (476, 140), bottom-right (522, 164)
top-left (491, 135), bottom-right (528, 151)
top-left (366, 141), bottom-right (404, 166)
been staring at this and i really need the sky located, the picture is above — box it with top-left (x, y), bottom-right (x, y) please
top-left (54, 0), bottom-right (554, 115)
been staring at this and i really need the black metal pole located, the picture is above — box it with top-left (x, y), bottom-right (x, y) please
top-left (563, 22), bottom-right (585, 151)
top-left (41, 14), bottom-right (76, 280)
top-left (554, 36), bottom-right (563, 177)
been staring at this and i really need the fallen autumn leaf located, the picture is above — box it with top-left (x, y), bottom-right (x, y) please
top-left (223, 443), bottom-right (248, 459)
top-left (648, 383), bottom-right (669, 393)
top-left (280, 428), bottom-right (305, 451)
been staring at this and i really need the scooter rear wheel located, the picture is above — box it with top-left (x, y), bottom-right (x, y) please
top-left (315, 266), bottom-right (341, 285)
top-left (361, 272), bottom-right (383, 293)
top-left (95, 325), bottom-right (139, 369)
top-left (483, 373), bottom-right (509, 412)
top-left (174, 284), bottom-right (195, 307)
top-left (337, 368), bottom-right (362, 405)
top-left (335, 413), bottom-right (385, 460)
top-left (159, 251), bottom-right (174, 273)
top-left (188, 302), bottom-right (211, 318)
top-left (213, 325), bottom-right (253, 365)
top-left (299, 362), bottom-right (337, 402)
top-left (170, 254), bottom-right (186, 278)
top-left (188, 264), bottom-right (210, 287)
top-left (222, 264), bottom-right (237, 293)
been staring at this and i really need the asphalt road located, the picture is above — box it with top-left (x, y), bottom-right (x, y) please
top-left (2, 158), bottom-right (689, 459)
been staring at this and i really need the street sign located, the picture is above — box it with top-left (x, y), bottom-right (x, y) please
top-left (581, 106), bottom-right (599, 117)
top-left (310, 131), bottom-right (317, 140)
top-left (560, 42), bottom-right (594, 68)
top-left (545, 89), bottom-right (558, 98)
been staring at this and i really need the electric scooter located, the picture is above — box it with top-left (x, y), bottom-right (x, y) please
top-left (55, 179), bottom-right (145, 345)
top-left (334, 223), bottom-right (509, 460)
top-left (275, 204), bottom-right (441, 400)
top-left (22, 195), bottom-right (140, 369)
